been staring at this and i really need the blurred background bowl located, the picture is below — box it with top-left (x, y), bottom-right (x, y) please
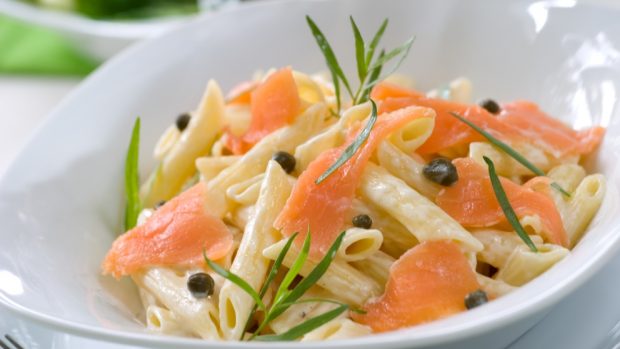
top-left (0, 0), bottom-right (237, 59)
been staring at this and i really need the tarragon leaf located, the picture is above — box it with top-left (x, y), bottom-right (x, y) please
top-left (484, 157), bottom-right (538, 252)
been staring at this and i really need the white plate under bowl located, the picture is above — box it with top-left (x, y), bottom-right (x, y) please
top-left (0, 0), bottom-right (619, 348)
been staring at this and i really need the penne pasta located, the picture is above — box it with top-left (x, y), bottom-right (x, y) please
top-left (376, 141), bottom-right (440, 199)
top-left (206, 103), bottom-right (330, 217)
top-left (351, 250), bottom-right (395, 286)
top-left (563, 175), bottom-right (606, 247)
top-left (476, 274), bottom-right (516, 299)
top-left (196, 155), bottom-right (240, 181)
top-left (145, 305), bottom-right (191, 336)
top-left (387, 112), bottom-right (434, 155)
top-left (360, 163), bottom-right (483, 253)
top-left (218, 161), bottom-right (293, 339)
top-left (301, 318), bottom-right (372, 341)
top-left (351, 199), bottom-right (418, 258)
top-left (337, 227), bottom-right (383, 262)
top-left (133, 268), bottom-right (223, 339)
top-left (472, 229), bottom-right (544, 269)
top-left (262, 240), bottom-right (382, 306)
top-left (141, 80), bottom-right (226, 207)
top-left (468, 142), bottom-right (579, 179)
top-left (268, 287), bottom-right (339, 334)
top-left (495, 244), bottom-right (569, 286)
top-left (294, 103), bottom-right (371, 171)
top-left (226, 174), bottom-right (264, 206)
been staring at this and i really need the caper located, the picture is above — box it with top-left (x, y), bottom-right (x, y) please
top-left (272, 151), bottom-right (296, 174)
top-left (479, 99), bottom-right (501, 115)
top-left (176, 113), bottom-right (191, 132)
top-left (352, 214), bottom-right (372, 229)
top-left (465, 289), bottom-right (488, 310)
top-left (187, 272), bottom-right (215, 298)
top-left (423, 158), bottom-right (458, 186)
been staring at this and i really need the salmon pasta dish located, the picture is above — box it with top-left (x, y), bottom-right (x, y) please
top-left (101, 16), bottom-right (606, 341)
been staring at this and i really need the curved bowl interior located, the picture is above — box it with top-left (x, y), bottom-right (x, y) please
top-left (1, 0), bottom-right (620, 348)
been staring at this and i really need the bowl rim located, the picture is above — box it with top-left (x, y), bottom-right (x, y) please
top-left (1, 0), bottom-right (620, 347)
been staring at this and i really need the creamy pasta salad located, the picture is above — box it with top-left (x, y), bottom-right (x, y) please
top-left (101, 16), bottom-right (606, 341)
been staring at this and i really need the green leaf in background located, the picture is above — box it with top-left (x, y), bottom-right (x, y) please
top-left (0, 15), bottom-right (99, 76)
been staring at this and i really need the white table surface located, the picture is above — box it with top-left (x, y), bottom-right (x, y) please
top-left (1, 75), bottom-right (619, 349)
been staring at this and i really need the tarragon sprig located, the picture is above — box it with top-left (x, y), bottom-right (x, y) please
top-left (306, 16), bottom-right (415, 113)
top-left (484, 157), bottom-right (538, 252)
top-left (204, 231), bottom-right (359, 341)
top-left (315, 99), bottom-right (377, 184)
top-left (449, 111), bottom-right (571, 197)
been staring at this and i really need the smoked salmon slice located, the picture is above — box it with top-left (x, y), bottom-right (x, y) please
top-left (274, 105), bottom-right (435, 258)
top-left (352, 240), bottom-right (480, 332)
top-left (102, 182), bottom-right (233, 279)
top-left (371, 82), bottom-right (604, 158)
top-left (225, 80), bottom-right (257, 105)
top-left (226, 68), bottom-right (301, 154)
top-left (435, 158), bottom-right (568, 247)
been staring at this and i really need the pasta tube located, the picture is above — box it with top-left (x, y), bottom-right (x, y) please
top-left (360, 163), bottom-right (483, 253)
top-left (262, 240), bottom-right (382, 306)
top-left (206, 103), bottom-right (329, 217)
top-left (142, 80), bottom-right (225, 207)
top-left (218, 161), bottom-right (293, 339)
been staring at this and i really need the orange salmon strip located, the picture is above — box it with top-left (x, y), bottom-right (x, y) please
top-left (274, 105), bottom-right (435, 258)
top-left (371, 82), bottom-right (604, 158)
top-left (226, 68), bottom-right (301, 154)
top-left (102, 182), bottom-right (233, 279)
top-left (353, 240), bottom-right (480, 332)
top-left (436, 158), bottom-right (568, 247)
top-left (225, 80), bottom-right (257, 105)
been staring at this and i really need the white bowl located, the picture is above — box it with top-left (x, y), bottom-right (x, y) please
top-left (1, 0), bottom-right (619, 348)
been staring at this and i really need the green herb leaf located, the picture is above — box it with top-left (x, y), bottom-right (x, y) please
top-left (350, 16), bottom-right (367, 83)
top-left (240, 232), bottom-right (299, 340)
top-left (254, 304), bottom-right (348, 341)
top-left (283, 297), bottom-right (366, 315)
top-left (449, 112), bottom-right (571, 197)
top-left (268, 231), bottom-right (346, 321)
top-left (204, 251), bottom-right (267, 310)
top-left (483, 157), bottom-right (538, 252)
top-left (367, 36), bottom-right (415, 72)
top-left (249, 231), bottom-right (347, 340)
top-left (259, 232), bottom-right (298, 299)
top-left (363, 36), bottom-right (415, 92)
top-left (315, 100), bottom-right (378, 184)
top-left (273, 230), bottom-right (311, 304)
top-left (365, 18), bottom-right (388, 67)
top-left (331, 69), bottom-right (342, 114)
top-left (306, 16), bottom-right (354, 99)
top-left (357, 50), bottom-right (385, 104)
top-left (124, 117), bottom-right (141, 230)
